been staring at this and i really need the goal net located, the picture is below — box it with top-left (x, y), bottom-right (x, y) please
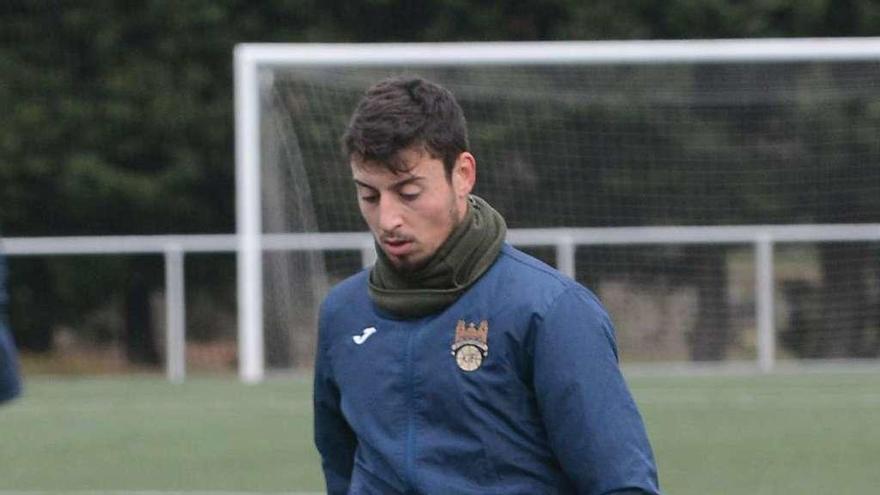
top-left (242, 40), bottom-right (880, 375)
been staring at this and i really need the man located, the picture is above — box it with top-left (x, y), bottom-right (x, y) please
top-left (314, 76), bottom-right (660, 494)
top-left (1, 250), bottom-right (22, 404)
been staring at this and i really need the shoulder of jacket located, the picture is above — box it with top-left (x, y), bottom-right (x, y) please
top-left (320, 269), bottom-right (369, 318)
top-left (491, 244), bottom-right (593, 315)
top-left (496, 244), bottom-right (580, 291)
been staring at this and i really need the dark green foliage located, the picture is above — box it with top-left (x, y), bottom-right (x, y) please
top-left (2, 1), bottom-right (879, 357)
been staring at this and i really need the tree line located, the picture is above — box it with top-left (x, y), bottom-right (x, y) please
top-left (1, 0), bottom-right (879, 363)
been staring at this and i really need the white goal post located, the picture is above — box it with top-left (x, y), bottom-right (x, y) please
top-left (234, 38), bottom-right (880, 383)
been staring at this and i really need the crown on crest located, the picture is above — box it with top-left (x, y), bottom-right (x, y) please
top-left (454, 320), bottom-right (488, 346)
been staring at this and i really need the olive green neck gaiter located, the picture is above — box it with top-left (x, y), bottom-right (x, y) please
top-left (368, 195), bottom-right (506, 318)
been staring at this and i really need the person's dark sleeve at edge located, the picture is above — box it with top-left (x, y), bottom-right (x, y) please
top-left (0, 252), bottom-right (23, 404)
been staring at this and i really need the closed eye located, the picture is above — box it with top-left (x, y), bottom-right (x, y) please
top-left (354, 183), bottom-right (379, 204)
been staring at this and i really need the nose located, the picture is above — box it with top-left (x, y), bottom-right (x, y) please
top-left (377, 195), bottom-right (404, 234)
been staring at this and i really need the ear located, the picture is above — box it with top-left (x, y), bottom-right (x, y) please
top-left (452, 151), bottom-right (476, 199)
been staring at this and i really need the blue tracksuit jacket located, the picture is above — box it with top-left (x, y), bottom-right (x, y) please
top-left (314, 244), bottom-right (659, 494)
top-left (1, 253), bottom-right (22, 403)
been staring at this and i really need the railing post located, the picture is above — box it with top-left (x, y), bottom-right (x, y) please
top-left (361, 242), bottom-right (377, 269)
top-left (556, 235), bottom-right (576, 279)
top-left (164, 245), bottom-right (186, 383)
top-left (755, 235), bottom-right (775, 373)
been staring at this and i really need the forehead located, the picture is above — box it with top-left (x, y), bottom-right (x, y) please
top-left (350, 147), bottom-right (445, 185)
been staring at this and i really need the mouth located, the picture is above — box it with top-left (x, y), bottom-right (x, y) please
top-left (381, 238), bottom-right (414, 258)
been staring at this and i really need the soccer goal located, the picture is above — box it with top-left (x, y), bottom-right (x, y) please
top-left (235, 39), bottom-right (880, 382)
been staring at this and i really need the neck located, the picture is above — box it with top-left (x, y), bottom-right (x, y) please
top-left (368, 195), bottom-right (507, 318)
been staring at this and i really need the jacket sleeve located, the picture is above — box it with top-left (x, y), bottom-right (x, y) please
top-left (532, 287), bottom-right (660, 495)
top-left (313, 306), bottom-right (357, 495)
top-left (1, 253), bottom-right (22, 404)
top-left (0, 325), bottom-right (22, 404)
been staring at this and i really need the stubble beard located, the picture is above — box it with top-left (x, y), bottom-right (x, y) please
top-left (389, 193), bottom-right (463, 274)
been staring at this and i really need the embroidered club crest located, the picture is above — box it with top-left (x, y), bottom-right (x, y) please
top-left (451, 320), bottom-right (489, 372)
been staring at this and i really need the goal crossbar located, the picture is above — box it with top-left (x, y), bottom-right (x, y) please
top-left (236, 37), bottom-right (880, 67)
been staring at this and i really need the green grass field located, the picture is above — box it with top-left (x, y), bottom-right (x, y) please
top-left (2, 371), bottom-right (879, 494)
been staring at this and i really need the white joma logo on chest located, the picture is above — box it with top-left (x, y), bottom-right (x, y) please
top-left (353, 327), bottom-right (377, 345)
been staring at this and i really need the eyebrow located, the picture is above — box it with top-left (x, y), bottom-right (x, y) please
top-left (353, 176), bottom-right (424, 191)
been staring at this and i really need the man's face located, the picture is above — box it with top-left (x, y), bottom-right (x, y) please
top-left (351, 146), bottom-right (475, 272)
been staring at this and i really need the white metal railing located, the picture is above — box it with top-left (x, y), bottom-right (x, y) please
top-left (4, 223), bottom-right (880, 381)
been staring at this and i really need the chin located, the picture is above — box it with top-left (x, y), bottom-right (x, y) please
top-left (392, 255), bottom-right (429, 273)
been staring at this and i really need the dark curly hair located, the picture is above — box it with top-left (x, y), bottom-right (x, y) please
top-left (342, 76), bottom-right (469, 178)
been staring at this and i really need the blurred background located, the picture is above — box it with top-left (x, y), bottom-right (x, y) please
top-left (2, 1), bottom-right (880, 493)
top-left (3, 0), bottom-right (879, 375)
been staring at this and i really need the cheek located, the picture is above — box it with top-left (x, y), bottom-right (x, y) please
top-left (358, 203), bottom-right (377, 229)
top-left (421, 197), bottom-right (457, 237)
